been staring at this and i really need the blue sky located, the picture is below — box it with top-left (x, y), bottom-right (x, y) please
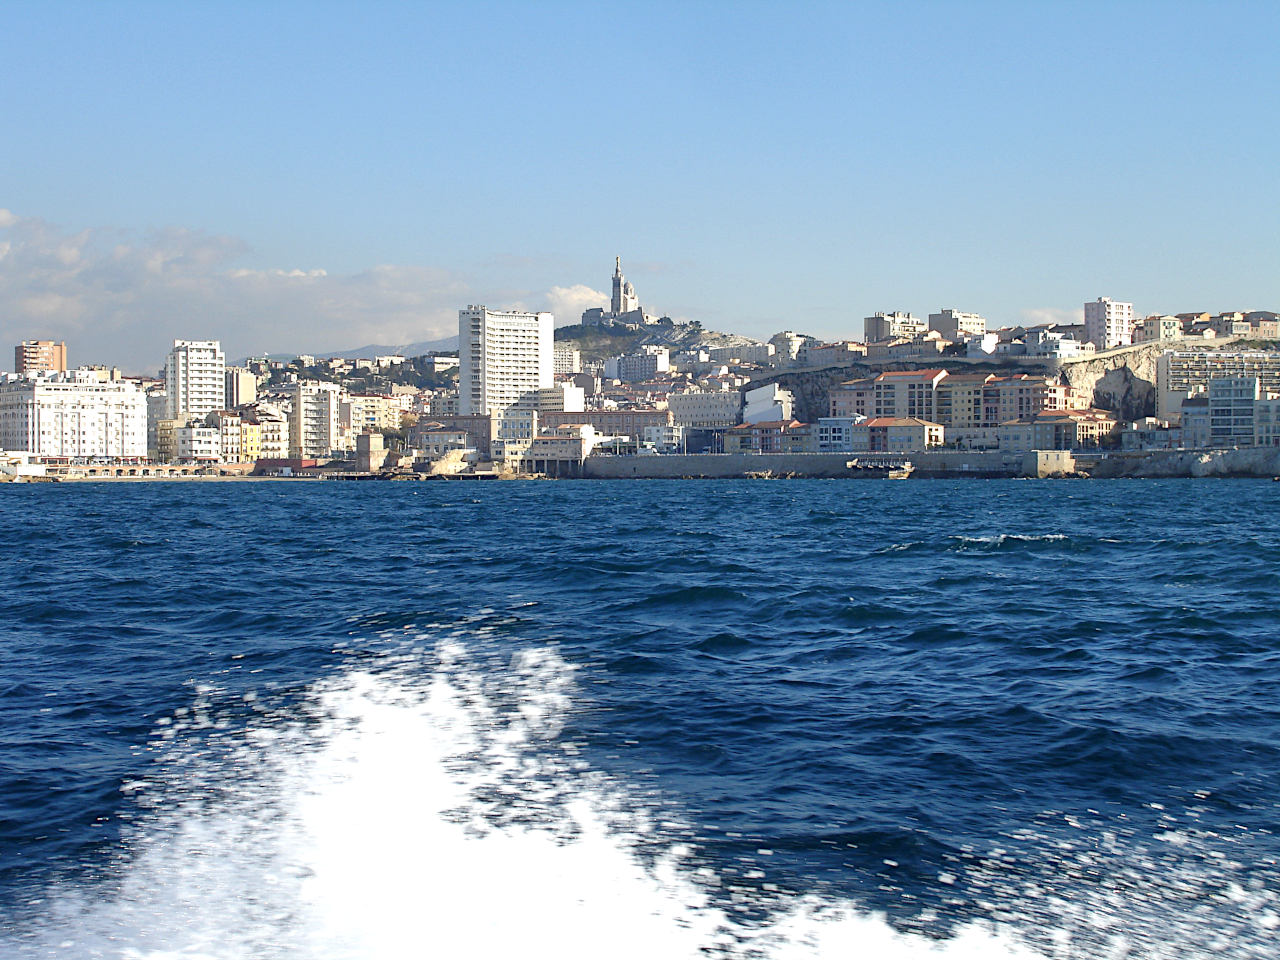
top-left (2, 0), bottom-right (1277, 369)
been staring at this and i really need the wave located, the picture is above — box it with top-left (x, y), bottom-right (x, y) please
top-left (2, 641), bottom-right (1273, 959)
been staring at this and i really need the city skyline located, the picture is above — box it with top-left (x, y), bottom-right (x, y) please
top-left (3, 1), bottom-right (1278, 370)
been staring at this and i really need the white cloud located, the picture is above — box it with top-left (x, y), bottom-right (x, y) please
top-left (1019, 306), bottom-right (1084, 328)
top-left (545, 284), bottom-right (607, 326)
top-left (0, 212), bottom-right (471, 371)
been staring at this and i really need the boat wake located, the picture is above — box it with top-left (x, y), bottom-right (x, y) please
top-left (2, 640), bottom-right (1271, 959)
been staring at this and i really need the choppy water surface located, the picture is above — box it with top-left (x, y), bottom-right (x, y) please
top-left (1, 479), bottom-right (1278, 958)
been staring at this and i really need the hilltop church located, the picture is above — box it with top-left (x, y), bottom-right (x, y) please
top-left (580, 258), bottom-right (664, 329)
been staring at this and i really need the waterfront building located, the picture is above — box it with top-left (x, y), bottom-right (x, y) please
top-left (225, 367), bottom-right (257, 408)
top-left (872, 369), bottom-right (948, 421)
top-left (1029, 409), bottom-right (1118, 449)
top-left (1254, 395), bottom-right (1280, 447)
top-left (829, 378), bottom-right (875, 419)
top-left (174, 424), bottom-right (220, 462)
top-left (0, 370), bottom-right (147, 458)
top-left (1180, 397), bottom-right (1211, 447)
top-left (251, 406), bottom-right (291, 460)
top-left (723, 419), bottom-right (811, 454)
top-left (668, 389), bottom-right (742, 428)
top-left (153, 418), bottom-right (179, 462)
top-left (290, 381), bottom-right (341, 458)
top-left (1207, 377), bottom-right (1261, 446)
top-left (642, 423), bottom-right (685, 452)
top-left (458, 305), bottom-right (554, 416)
top-left (814, 417), bottom-right (866, 452)
top-left (207, 411), bottom-right (242, 461)
top-left (1084, 298), bottom-right (1135, 350)
top-left (928, 308), bottom-right (986, 341)
top-left (849, 417), bottom-right (944, 453)
top-left (14, 340), bottom-right (67, 375)
top-left (1121, 418), bottom-right (1182, 451)
top-left (864, 312), bottom-right (926, 343)
top-left (165, 340), bottom-right (225, 420)
top-left (1156, 350), bottom-right (1280, 420)
top-left (935, 374), bottom-right (995, 429)
top-left (517, 425), bottom-right (601, 476)
top-left (239, 418), bottom-right (262, 462)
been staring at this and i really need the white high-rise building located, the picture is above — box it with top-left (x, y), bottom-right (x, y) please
top-left (0, 370), bottom-right (147, 458)
top-left (459, 306), bottom-right (554, 416)
top-left (165, 339), bottom-right (225, 419)
top-left (1084, 298), bottom-right (1135, 350)
top-left (290, 381), bottom-right (341, 459)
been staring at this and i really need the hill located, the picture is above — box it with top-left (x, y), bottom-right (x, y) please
top-left (553, 320), bottom-right (759, 362)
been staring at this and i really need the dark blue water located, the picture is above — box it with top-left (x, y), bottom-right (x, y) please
top-left (1, 479), bottom-right (1278, 958)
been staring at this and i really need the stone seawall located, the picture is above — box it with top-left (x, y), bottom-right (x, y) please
top-left (583, 451), bottom-right (1025, 479)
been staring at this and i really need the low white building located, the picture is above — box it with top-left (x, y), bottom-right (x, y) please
top-left (0, 370), bottom-right (148, 458)
top-left (1025, 329), bottom-right (1095, 359)
top-left (742, 383), bottom-right (795, 424)
top-left (175, 424), bottom-right (221, 462)
top-left (814, 417), bottom-right (865, 452)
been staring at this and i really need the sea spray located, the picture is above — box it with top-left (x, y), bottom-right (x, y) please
top-left (5, 641), bottom-right (1046, 960)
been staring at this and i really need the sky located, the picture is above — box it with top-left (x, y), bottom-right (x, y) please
top-left (2, 0), bottom-right (1278, 372)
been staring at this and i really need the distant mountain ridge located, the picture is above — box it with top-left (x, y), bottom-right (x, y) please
top-left (233, 335), bottom-right (459, 365)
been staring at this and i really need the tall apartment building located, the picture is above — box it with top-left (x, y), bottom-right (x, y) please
top-left (864, 312), bottom-right (926, 343)
top-left (165, 340), bottom-right (225, 419)
top-left (458, 306), bottom-right (553, 416)
top-left (225, 366), bottom-right (258, 407)
top-left (1156, 350), bottom-right (1280, 419)
top-left (290, 381), bottom-right (341, 458)
top-left (928, 309), bottom-right (986, 341)
top-left (1084, 298), bottom-right (1135, 350)
top-left (15, 340), bottom-right (67, 375)
top-left (0, 370), bottom-right (147, 457)
top-left (872, 369), bottom-right (948, 420)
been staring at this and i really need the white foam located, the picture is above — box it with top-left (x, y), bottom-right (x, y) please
top-left (7, 641), bottom-right (1252, 960)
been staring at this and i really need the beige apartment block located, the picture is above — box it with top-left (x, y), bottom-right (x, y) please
top-left (15, 340), bottom-right (67, 374)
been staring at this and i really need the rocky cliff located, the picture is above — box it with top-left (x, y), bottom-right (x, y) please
top-left (1054, 342), bottom-right (1166, 420)
top-left (747, 342), bottom-right (1171, 423)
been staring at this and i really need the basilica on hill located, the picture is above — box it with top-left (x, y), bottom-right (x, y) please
top-left (580, 258), bottom-right (665, 328)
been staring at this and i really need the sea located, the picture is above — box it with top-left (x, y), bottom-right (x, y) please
top-left (1, 478), bottom-right (1278, 959)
